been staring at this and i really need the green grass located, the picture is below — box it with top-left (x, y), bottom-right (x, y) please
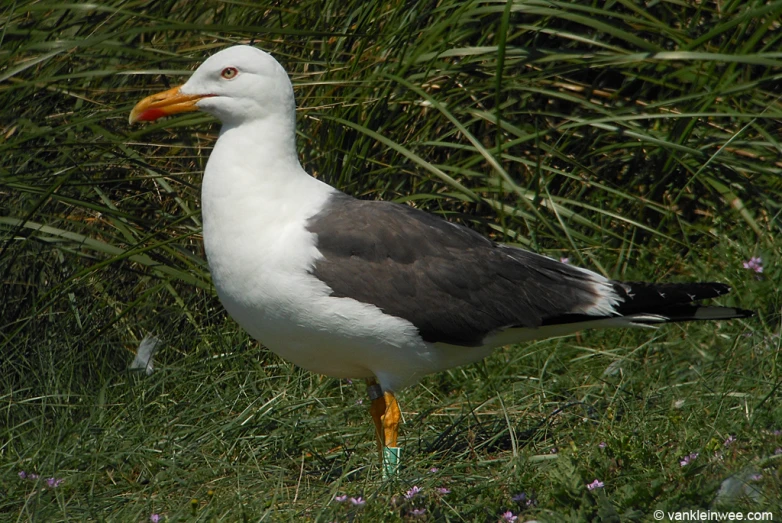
top-left (2, 0), bottom-right (781, 520)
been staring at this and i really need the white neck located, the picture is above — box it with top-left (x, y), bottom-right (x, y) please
top-left (199, 113), bottom-right (335, 292)
top-left (213, 111), bottom-right (300, 178)
top-left (201, 113), bottom-right (331, 215)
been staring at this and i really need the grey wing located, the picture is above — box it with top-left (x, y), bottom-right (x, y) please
top-left (306, 194), bottom-right (614, 346)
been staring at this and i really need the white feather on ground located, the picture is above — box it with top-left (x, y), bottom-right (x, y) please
top-left (130, 335), bottom-right (161, 376)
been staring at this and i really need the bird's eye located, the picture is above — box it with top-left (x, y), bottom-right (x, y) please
top-left (221, 67), bottom-right (238, 79)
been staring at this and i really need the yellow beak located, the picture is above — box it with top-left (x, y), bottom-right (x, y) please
top-left (129, 86), bottom-right (211, 124)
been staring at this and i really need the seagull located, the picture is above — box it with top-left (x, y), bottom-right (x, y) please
top-left (129, 45), bottom-right (752, 474)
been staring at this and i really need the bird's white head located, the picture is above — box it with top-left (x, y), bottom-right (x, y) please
top-left (129, 45), bottom-right (295, 128)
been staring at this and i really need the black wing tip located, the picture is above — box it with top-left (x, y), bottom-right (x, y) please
top-left (621, 281), bottom-right (733, 295)
top-left (610, 280), bottom-right (754, 319)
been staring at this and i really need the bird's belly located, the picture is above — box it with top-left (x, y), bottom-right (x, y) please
top-left (240, 318), bottom-right (380, 379)
top-left (209, 254), bottom-right (429, 385)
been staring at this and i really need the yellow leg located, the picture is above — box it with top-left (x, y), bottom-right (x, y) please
top-left (366, 379), bottom-right (402, 476)
top-left (382, 391), bottom-right (400, 448)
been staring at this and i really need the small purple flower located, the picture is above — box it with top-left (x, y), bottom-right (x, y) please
top-left (499, 511), bottom-right (518, 522)
top-left (749, 473), bottom-right (763, 481)
top-left (560, 257), bottom-right (570, 264)
top-left (724, 435), bottom-right (736, 446)
top-left (30, 473), bottom-right (39, 480)
top-left (772, 429), bottom-right (782, 436)
top-left (429, 467), bottom-right (439, 473)
top-left (774, 447), bottom-right (782, 455)
top-left (150, 515), bottom-right (161, 523)
top-left (18, 471), bottom-right (27, 480)
top-left (598, 441), bottom-right (607, 449)
top-left (436, 487), bottom-right (451, 495)
top-left (349, 496), bottom-right (366, 506)
top-left (410, 508), bottom-right (427, 517)
top-left (333, 494), bottom-right (348, 503)
top-left (587, 479), bottom-right (604, 490)
top-left (743, 257), bottom-right (763, 273)
top-left (405, 486), bottom-right (422, 499)
top-left (550, 447), bottom-right (558, 454)
top-left (46, 477), bottom-right (63, 488)
top-left (680, 452), bottom-right (699, 467)
top-left (355, 399), bottom-right (363, 405)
